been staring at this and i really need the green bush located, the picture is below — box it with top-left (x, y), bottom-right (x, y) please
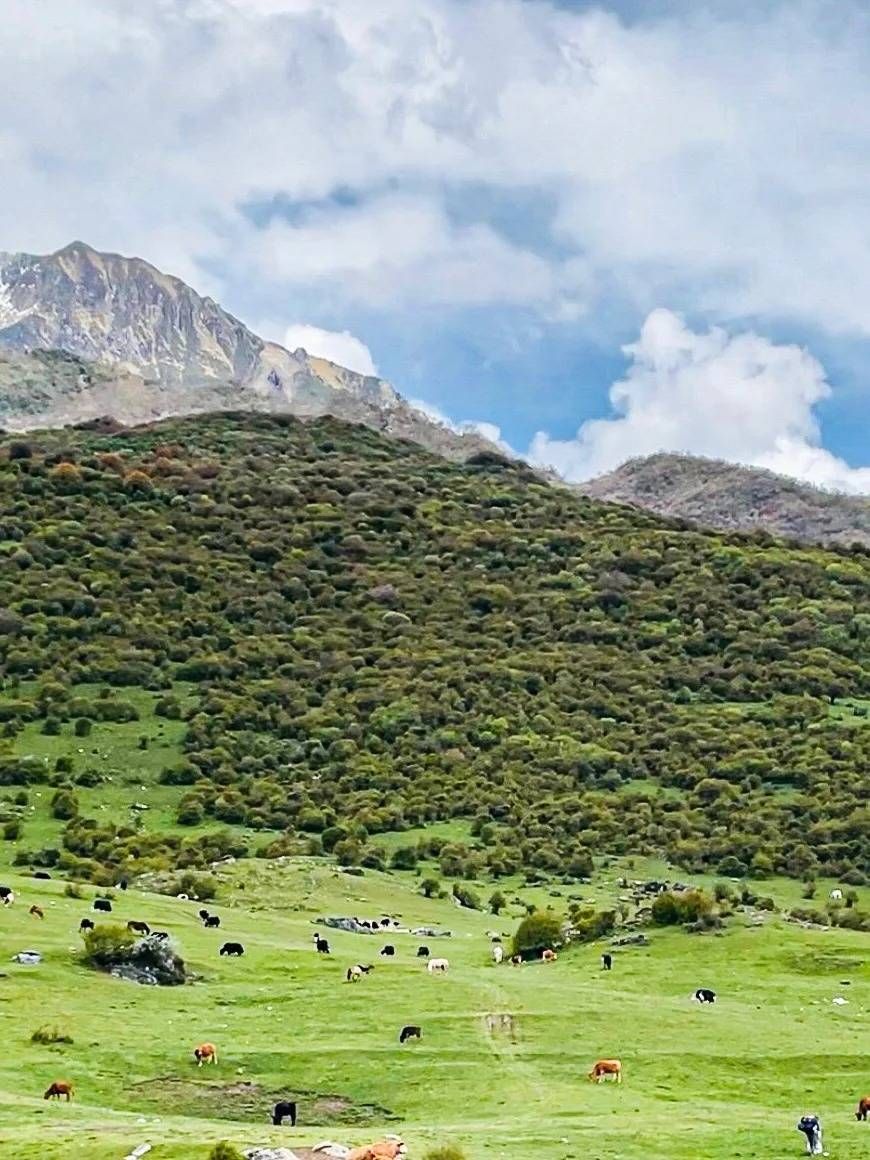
top-left (50, 789), bottom-right (79, 820)
top-left (81, 923), bottom-right (136, 967)
top-left (31, 1024), bottom-right (73, 1045)
top-left (568, 905), bottom-right (617, 942)
top-left (207, 1144), bottom-right (245, 1160)
top-left (651, 889), bottom-right (714, 927)
top-left (2, 819), bottom-right (21, 840)
top-left (452, 882), bottom-right (481, 910)
top-left (512, 910), bottom-right (563, 958)
top-left (423, 1146), bottom-right (467, 1160)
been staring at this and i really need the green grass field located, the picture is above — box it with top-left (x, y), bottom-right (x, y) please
top-left (0, 858), bottom-right (867, 1160)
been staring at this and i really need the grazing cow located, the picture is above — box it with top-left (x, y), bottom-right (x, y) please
top-left (542, 949), bottom-right (557, 963)
top-left (830, 889), bottom-right (843, 901)
top-left (44, 1081), bottom-right (74, 1101)
top-left (797, 1114), bottom-right (823, 1154)
top-left (694, 988), bottom-right (716, 1004)
top-left (588, 1059), bottom-right (622, 1084)
top-left (855, 1096), bottom-right (870, 1121)
top-left (0, 886), bottom-right (12, 902)
top-left (93, 898), bottom-right (112, 913)
top-left (492, 945), bottom-right (504, 964)
top-left (601, 953), bottom-right (613, 971)
top-left (220, 942), bottom-right (244, 957)
top-left (381, 918), bottom-right (391, 928)
top-left (204, 915), bottom-right (221, 928)
top-left (427, 957), bottom-right (449, 973)
top-left (193, 1043), bottom-right (218, 1067)
top-left (1, 889), bottom-right (15, 907)
top-left (380, 945), bottom-right (396, 957)
top-left (127, 920), bottom-right (150, 936)
top-left (510, 954), bottom-right (523, 966)
top-left (198, 909), bottom-right (210, 922)
top-left (29, 905), bottom-right (44, 919)
top-left (272, 1100), bottom-right (297, 1126)
top-left (416, 946), bottom-right (430, 958)
top-left (315, 937), bottom-right (330, 955)
top-left (399, 1025), bottom-right (422, 1044)
top-left (79, 918), bottom-right (94, 932)
top-left (347, 966), bottom-right (363, 982)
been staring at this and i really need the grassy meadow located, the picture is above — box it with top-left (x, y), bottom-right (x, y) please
top-left (0, 858), bottom-right (867, 1160)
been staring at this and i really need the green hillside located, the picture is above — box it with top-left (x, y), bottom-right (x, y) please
top-left (0, 860), bottom-right (868, 1160)
top-left (0, 412), bottom-right (868, 885)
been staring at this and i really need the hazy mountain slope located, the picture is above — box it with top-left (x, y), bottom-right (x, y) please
top-left (0, 241), bottom-right (494, 461)
top-left (580, 453), bottom-right (870, 547)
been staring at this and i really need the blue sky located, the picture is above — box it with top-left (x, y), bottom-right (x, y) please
top-left (1, 0), bottom-right (868, 489)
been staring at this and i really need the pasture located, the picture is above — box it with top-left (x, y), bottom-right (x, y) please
top-left (0, 858), bottom-right (867, 1160)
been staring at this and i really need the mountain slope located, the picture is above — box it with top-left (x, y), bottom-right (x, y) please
top-left (0, 241), bottom-right (494, 461)
top-left (0, 412), bottom-right (867, 884)
top-left (580, 453), bottom-right (870, 547)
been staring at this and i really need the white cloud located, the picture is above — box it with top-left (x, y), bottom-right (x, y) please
top-left (282, 323), bottom-right (377, 375)
top-left (529, 309), bottom-right (870, 493)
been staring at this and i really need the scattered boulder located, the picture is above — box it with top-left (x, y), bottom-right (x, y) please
top-left (610, 933), bottom-right (650, 948)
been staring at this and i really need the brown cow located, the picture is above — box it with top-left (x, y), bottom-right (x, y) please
top-left (29, 905), bottom-right (44, 919)
top-left (193, 1042), bottom-right (218, 1066)
top-left (857, 1096), bottom-right (870, 1121)
top-left (44, 1081), bottom-right (74, 1101)
top-left (346, 1138), bottom-right (406, 1160)
top-left (542, 948), bottom-right (557, 963)
top-left (589, 1059), bottom-right (622, 1083)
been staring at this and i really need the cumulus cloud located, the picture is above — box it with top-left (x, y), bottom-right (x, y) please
top-left (529, 309), bottom-right (870, 493)
top-left (282, 323), bottom-right (377, 375)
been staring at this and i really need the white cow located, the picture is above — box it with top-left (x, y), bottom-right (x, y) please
top-left (830, 889), bottom-right (843, 901)
top-left (427, 957), bottom-right (449, 973)
top-left (491, 944), bottom-right (504, 964)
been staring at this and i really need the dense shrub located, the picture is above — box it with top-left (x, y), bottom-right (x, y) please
top-left (31, 1024), bottom-right (73, 1044)
top-left (512, 911), bottom-right (563, 958)
top-left (651, 890), bottom-right (715, 927)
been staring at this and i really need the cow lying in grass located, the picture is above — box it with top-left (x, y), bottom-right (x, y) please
top-left (399, 1025), bottom-right (421, 1043)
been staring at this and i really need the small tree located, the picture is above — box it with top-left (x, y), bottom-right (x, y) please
top-left (512, 910), bottom-right (563, 959)
top-left (50, 789), bottom-right (79, 820)
top-left (488, 889), bottom-right (507, 915)
top-left (420, 876), bottom-right (440, 899)
top-left (452, 882), bottom-right (481, 910)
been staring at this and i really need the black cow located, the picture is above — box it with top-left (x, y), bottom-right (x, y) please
top-left (601, 953), bottom-right (613, 971)
top-left (204, 915), bottom-right (221, 928)
top-left (220, 942), bottom-right (244, 956)
top-left (32, 871), bottom-right (51, 880)
top-left (151, 930), bottom-right (169, 941)
top-left (272, 1100), bottom-right (297, 1126)
top-left (79, 918), bottom-right (94, 932)
top-left (380, 918), bottom-right (391, 927)
top-left (127, 920), bottom-right (150, 936)
top-left (119, 878), bottom-right (128, 891)
top-left (797, 1115), bottom-right (823, 1154)
top-left (694, 988), bottom-right (716, 1004)
top-left (93, 899), bottom-right (112, 913)
top-left (315, 937), bottom-right (330, 954)
top-left (198, 909), bottom-right (211, 922)
top-left (380, 945), bottom-right (396, 957)
top-left (0, 886), bottom-right (12, 899)
top-left (416, 946), bottom-right (430, 958)
top-left (399, 1025), bottom-right (422, 1044)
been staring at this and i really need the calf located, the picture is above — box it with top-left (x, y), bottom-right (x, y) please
top-left (204, 915), bottom-right (221, 928)
top-left (347, 1138), bottom-right (406, 1160)
top-left (272, 1100), bottom-right (297, 1126)
top-left (93, 898), bottom-right (112, 913)
top-left (588, 1059), bottom-right (622, 1084)
top-left (416, 946), bottom-right (430, 958)
top-left (220, 942), bottom-right (244, 957)
top-left (694, 988), bottom-right (716, 1004)
top-left (193, 1043), bottom-right (218, 1067)
top-left (127, 920), bottom-right (150, 936)
top-left (198, 909), bottom-right (210, 922)
top-left (856, 1096), bottom-right (870, 1121)
top-left (601, 953), bottom-right (612, 971)
top-left (542, 948), bottom-right (557, 963)
top-left (79, 918), bottom-right (94, 932)
top-left (399, 1025), bottom-right (422, 1044)
top-left (29, 905), bottom-right (44, 919)
top-left (427, 957), bottom-right (449, 973)
top-left (797, 1114), bottom-right (823, 1155)
top-left (509, 954), bottom-right (523, 966)
top-left (44, 1081), bottom-right (74, 1101)
top-left (492, 945), bottom-right (504, 964)
top-left (380, 945), bottom-right (396, 957)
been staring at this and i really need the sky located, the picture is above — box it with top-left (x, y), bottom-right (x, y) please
top-left (1, 0), bottom-right (869, 491)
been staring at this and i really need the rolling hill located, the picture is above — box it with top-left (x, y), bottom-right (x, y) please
top-left (579, 453), bottom-right (870, 548)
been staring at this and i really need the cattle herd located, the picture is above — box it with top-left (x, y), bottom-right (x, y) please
top-left (3, 878), bottom-right (867, 1152)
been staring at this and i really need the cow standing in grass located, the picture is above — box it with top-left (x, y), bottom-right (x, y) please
top-left (797, 1115), bottom-right (823, 1154)
top-left (44, 1081), bottom-right (74, 1101)
top-left (589, 1059), bottom-right (622, 1084)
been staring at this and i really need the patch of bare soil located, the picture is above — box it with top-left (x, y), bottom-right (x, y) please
top-left (127, 1077), bottom-right (395, 1125)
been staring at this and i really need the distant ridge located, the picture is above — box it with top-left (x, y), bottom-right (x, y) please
top-left (0, 241), bottom-right (499, 463)
top-left (579, 453), bottom-right (870, 547)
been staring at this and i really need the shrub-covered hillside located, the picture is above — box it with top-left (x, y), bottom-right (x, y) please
top-left (0, 413), bottom-right (867, 883)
